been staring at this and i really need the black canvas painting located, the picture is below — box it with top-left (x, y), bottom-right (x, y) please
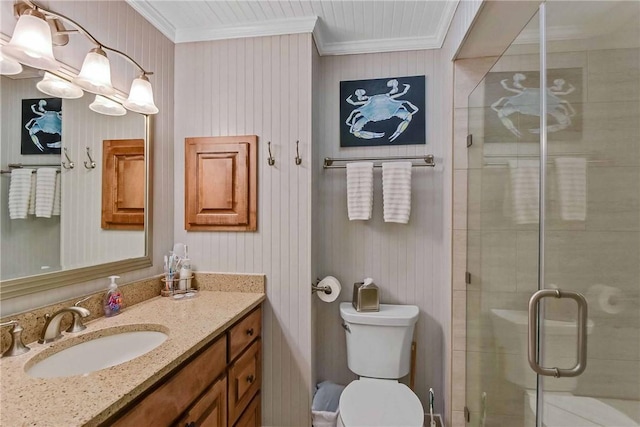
top-left (21, 97), bottom-right (62, 155)
top-left (340, 75), bottom-right (426, 147)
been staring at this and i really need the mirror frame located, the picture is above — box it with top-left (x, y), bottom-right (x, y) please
top-left (0, 113), bottom-right (153, 300)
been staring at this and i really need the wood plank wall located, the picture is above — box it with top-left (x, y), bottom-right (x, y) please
top-left (174, 34), bottom-right (313, 426)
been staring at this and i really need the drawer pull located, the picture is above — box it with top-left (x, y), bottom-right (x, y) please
top-left (246, 374), bottom-right (255, 384)
top-left (246, 328), bottom-right (254, 336)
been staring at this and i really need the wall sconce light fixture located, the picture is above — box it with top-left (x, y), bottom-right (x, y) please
top-left (1, 0), bottom-right (158, 116)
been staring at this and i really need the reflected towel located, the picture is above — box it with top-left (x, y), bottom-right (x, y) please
top-left (346, 162), bottom-right (374, 220)
top-left (555, 157), bottom-right (586, 221)
top-left (35, 168), bottom-right (57, 218)
top-left (509, 159), bottom-right (539, 225)
top-left (8, 169), bottom-right (34, 219)
top-left (382, 162), bottom-right (412, 224)
top-left (27, 171), bottom-right (37, 215)
top-left (52, 172), bottom-right (61, 216)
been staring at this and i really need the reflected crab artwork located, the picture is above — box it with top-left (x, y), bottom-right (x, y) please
top-left (21, 97), bottom-right (62, 155)
top-left (484, 68), bottom-right (582, 142)
top-left (340, 75), bottom-right (426, 147)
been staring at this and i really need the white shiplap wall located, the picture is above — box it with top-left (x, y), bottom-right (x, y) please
top-left (1, 0), bottom-right (174, 316)
top-left (173, 34), bottom-right (313, 426)
top-left (312, 49), bottom-right (448, 415)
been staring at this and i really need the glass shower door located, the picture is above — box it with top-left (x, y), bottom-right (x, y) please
top-left (465, 9), bottom-right (542, 427)
top-left (538, 2), bottom-right (640, 426)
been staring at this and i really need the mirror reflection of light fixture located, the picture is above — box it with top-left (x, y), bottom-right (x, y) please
top-left (0, 51), bottom-right (22, 75)
top-left (1, 9), bottom-right (60, 71)
top-left (73, 47), bottom-right (115, 96)
top-left (123, 74), bottom-right (158, 115)
top-left (89, 95), bottom-right (126, 116)
top-left (37, 72), bottom-right (84, 99)
top-left (4, 1), bottom-right (159, 115)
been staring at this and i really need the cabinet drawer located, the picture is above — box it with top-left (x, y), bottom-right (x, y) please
top-left (228, 307), bottom-right (261, 361)
top-left (112, 335), bottom-right (227, 426)
top-left (228, 340), bottom-right (261, 424)
top-left (234, 393), bottom-right (261, 427)
top-left (175, 376), bottom-right (227, 427)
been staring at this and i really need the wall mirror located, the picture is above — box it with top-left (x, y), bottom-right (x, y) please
top-left (0, 70), bottom-right (151, 299)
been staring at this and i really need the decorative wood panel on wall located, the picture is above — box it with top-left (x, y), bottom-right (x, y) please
top-left (102, 139), bottom-right (145, 230)
top-left (184, 136), bottom-right (257, 231)
top-left (174, 34), bottom-right (313, 427)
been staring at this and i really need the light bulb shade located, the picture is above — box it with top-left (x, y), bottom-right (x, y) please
top-left (73, 48), bottom-right (115, 96)
top-left (0, 51), bottom-right (22, 75)
top-left (2, 10), bottom-right (60, 71)
top-left (37, 72), bottom-right (83, 99)
top-left (89, 95), bottom-right (126, 116)
top-left (123, 75), bottom-right (159, 115)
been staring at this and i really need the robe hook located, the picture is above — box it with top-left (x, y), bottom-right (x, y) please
top-left (295, 140), bottom-right (302, 165)
top-left (83, 147), bottom-right (96, 169)
top-left (61, 147), bottom-right (74, 169)
top-left (267, 141), bottom-right (275, 166)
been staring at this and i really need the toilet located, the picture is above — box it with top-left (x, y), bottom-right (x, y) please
top-left (337, 302), bottom-right (424, 427)
top-left (489, 309), bottom-right (637, 426)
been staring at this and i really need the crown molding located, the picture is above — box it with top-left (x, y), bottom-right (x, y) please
top-left (125, 0), bottom-right (176, 41)
top-left (314, 35), bottom-right (443, 56)
top-left (175, 16), bottom-right (318, 44)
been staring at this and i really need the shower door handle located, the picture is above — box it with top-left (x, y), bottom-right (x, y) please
top-left (527, 289), bottom-right (588, 378)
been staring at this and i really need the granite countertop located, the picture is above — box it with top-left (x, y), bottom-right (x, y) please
top-left (0, 290), bottom-right (265, 426)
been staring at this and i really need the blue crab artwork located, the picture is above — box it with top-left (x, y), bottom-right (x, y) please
top-left (24, 99), bottom-right (62, 152)
top-left (491, 73), bottom-right (576, 137)
top-left (340, 75), bottom-right (425, 147)
top-left (345, 79), bottom-right (419, 142)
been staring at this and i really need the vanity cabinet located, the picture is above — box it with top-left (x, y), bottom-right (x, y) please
top-left (109, 306), bottom-right (262, 427)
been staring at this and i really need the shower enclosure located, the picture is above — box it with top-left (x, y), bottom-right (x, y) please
top-left (465, 1), bottom-right (639, 426)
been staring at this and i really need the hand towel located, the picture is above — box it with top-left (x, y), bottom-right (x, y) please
top-left (554, 157), bottom-right (586, 221)
top-left (52, 171), bottom-right (61, 216)
top-left (27, 172), bottom-right (37, 215)
top-left (509, 159), bottom-right (539, 225)
top-left (346, 162), bottom-right (374, 220)
top-left (382, 162), bottom-right (412, 224)
top-left (8, 169), bottom-right (34, 219)
top-left (35, 168), bottom-right (57, 218)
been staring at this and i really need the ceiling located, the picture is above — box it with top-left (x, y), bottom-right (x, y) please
top-left (125, 1), bottom-right (459, 56)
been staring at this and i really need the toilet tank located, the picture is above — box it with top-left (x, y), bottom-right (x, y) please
top-left (340, 302), bottom-right (419, 379)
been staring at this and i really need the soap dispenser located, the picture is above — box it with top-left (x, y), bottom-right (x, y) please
top-left (104, 275), bottom-right (123, 317)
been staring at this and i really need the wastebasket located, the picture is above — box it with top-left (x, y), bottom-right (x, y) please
top-left (311, 381), bottom-right (345, 427)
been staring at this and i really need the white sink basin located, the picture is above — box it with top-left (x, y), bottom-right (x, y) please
top-left (26, 329), bottom-right (168, 378)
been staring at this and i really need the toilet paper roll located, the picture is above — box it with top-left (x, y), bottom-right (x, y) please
top-left (317, 276), bottom-right (341, 303)
top-left (587, 284), bottom-right (624, 315)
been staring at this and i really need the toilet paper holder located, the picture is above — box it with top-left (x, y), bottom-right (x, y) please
top-left (311, 278), bottom-right (333, 295)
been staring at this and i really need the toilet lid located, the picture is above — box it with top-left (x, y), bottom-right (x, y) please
top-left (339, 379), bottom-right (424, 427)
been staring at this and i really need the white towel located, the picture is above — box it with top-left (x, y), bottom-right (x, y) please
top-left (28, 172), bottom-right (37, 215)
top-left (35, 168), bottom-right (57, 218)
top-left (555, 157), bottom-right (586, 221)
top-left (8, 169), bottom-right (34, 219)
top-left (346, 162), bottom-right (374, 220)
top-left (509, 159), bottom-right (539, 225)
top-left (382, 162), bottom-right (412, 224)
top-left (52, 172), bottom-right (61, 216)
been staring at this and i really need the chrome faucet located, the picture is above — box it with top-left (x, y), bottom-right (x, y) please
top-left (38, 307), bottom-right (90, 344)
top-left (0, 320), bottom-right (30, 357)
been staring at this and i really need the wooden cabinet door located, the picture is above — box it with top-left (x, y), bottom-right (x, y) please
top-left (185, 136), bottom-right (257, 231)
top-left (228, 340), bottom-right (261, 425)
top-left (175, 376), bottom-right (227, 427)
top-left (102, 139), bottom-right (145, 230)
top-left (233, 393), bottom-right (260, 427)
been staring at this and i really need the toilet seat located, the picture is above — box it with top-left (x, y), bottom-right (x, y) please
top-left (338, 378), bottom-right (424, 427)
